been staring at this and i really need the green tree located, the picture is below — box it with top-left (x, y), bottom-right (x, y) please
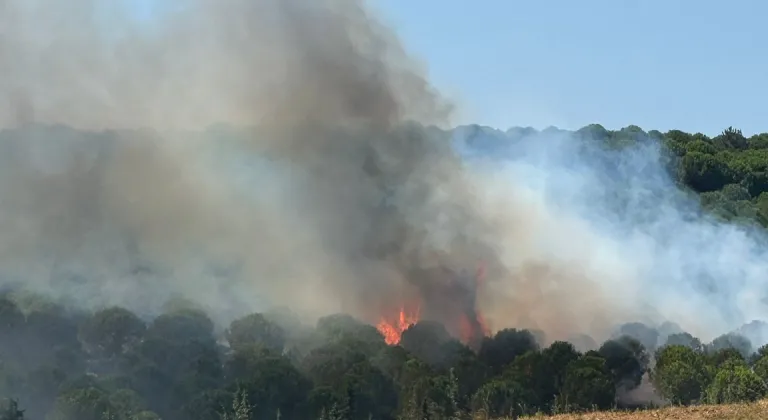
top-left (558, 355), bottom-right (615, 411)
top-left (226, 313), bottom-right (286, 353)
top-left (721, 183), bottom-right (751, 201)
top-left (315, 314), bottom-right (386, 357)
top-left (227, 346), bottom-right (312, 419)
top-left (107, 389), bottom-right (147, 419)
top-left (713, 126), bottom-right (748, 150)
top-left (752, 355), bottom-right (768, 383)
top-left (219, 387), bottom-right (252, 420)
top-left (47, 387), bottom-right (113, 420)
top-left (181, 389), bottom-right (232, 420)
top-left (130, 411), bottom-right (161, 420)
top-left (127, 306), bottom-right (223, 415)
top-left (651, 345), bottom-right (710, 405)
top-left (504, 350), bottom-right (556, 412)
top-left (341, 359), bottom-right (398, 420)
top-left (748, 133), bottom-right (768, 149)
top-left (147, 308), bottom-right (214, 344)
top-left (576, 124), bottom-right (610, 142)
top-left (707, 333), bottom-right (752, 359)
top-left (705, 361), bottom-right (767, 404)
top-left (301, 337), bottom-right (397, 419)
top-left (79, 307), bottom-right (146, 359)
top-left (663, 332), bottom-right (703, 351)
top-left (437, 341), bottom-right (489, 409)
top-left (615, 323), bottom-right (660, 353)
top-left (0, 298), bottom-right (24, 332)
top-left (23, 305), bottom-right (83, 373)
top-left (678, 152), bottom-right (733, 192)
top-left (399, 322), bottom-right (454, 368)
top-left (478, 328), bottom-right (539, 375)
top-left (22, 366), bottom-right (69, 418)
top-left (685, 140), bottom-right (717, 155)
top-left (371, 345), bottom-right (411, 385)
top-left (542, 341), bottom-right (581, 395)
top-left (664, 129), bottom-right (696, 145)
top-left (470, 378), bottom-right (534, 418)
top-left (597, 336), bottom-right (649, 390)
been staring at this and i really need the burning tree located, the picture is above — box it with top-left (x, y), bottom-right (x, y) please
top-left (375, 262), bottom-right (490, 349)
top-left (361, 135), bottom-right (495, 350)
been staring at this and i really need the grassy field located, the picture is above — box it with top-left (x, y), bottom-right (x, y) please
top-left (490, 399), bottom-right (768, 419)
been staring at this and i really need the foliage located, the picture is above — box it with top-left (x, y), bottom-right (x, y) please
top-left (651, 345), bottom-right (709, 404)
top-left (707, 333), bottom-right (753, 360)
top-left (663, 332), bottom-right (703, 352)
top-left (47, 387), bottom-right (113, 420)
top-left (597, 336), bottom-right (649, 390)
top-left (558, 354), bottom-right (615, 411)
top-left (752, 354), bottom-right (768, 384)
top-left (470, 378), bottom-right (534, 418)
top-left (705, 361), bottom-right (768, 404)
top-left (478, 329), bottom-right (539, 375)
top-left (226, 313), bottom-right (286, 353)
top-left (567, 124), bottom-right (768, 227)
top-left (79, 307), bottom-right (146, 360)
top-left (2, 287), bottom-right (768, 419)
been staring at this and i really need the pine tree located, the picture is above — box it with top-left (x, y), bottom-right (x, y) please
top-left (220, 386), bottom-right (253, 420)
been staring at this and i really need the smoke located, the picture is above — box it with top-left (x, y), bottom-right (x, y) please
top-left (0, 0), bottom-right (473, 325)
top-left (460, 126), bottom-right (768, 346)
top-left (0, 0), bottom-right (766, 350)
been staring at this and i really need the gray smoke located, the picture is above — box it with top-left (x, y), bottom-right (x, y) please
top-left (0, 0), bottom-right (765, 347)
top-left (0, 0), bottom-right (488, 328)
top-left (459, 126), bottom-right (768, 346)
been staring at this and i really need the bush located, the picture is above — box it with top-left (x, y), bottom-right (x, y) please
top-left (705, 362), bottom-right (767, 404)
top-left (651, 345), bottom-right (711, 405)
top-left (753, 355), bottom-right (768, 383)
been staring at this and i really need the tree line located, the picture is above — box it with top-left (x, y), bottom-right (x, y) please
top-left (582, 124), bottom-right (768, 226)
top-left (462, 123), bottom-right (768, 228)
top-left (1, 292), bottom-right (768, 420)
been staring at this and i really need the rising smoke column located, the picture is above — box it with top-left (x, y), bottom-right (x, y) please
top-left (0, 0), bottom-right (512, 332)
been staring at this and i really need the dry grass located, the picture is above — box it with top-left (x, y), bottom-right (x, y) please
top-left (491, 399), bottom-right (768, 420)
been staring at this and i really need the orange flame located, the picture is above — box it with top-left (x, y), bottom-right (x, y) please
top-left (377, 304), bottom-right (420, 345)
top-left (376, 261), bottom-right (490, 347)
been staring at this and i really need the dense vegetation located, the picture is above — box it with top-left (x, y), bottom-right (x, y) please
top-left (1, 293), bottom-right (768, 420)
top-left (580, 124), bottom-right (768, 226)
top-left (3, 123), bottom-right (768, 420)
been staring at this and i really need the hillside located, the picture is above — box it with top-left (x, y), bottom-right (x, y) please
top-left (1, 123), bottom-right (768, 419)
top-left (455, 123), bottom-right (768, 228)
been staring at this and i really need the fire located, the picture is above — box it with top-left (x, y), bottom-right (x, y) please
top-left (377, 303), bottom-right (420, 345)
top-left (376, 261), bottom-right (491, 347)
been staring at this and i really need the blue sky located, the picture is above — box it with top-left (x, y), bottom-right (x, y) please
top-left (123, 1), bottom-right (766, 136)
top-left (371, 0), bottom-right (767, 136)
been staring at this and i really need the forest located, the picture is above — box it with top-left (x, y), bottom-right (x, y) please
top-left (2, 123), bottom-right (768, 420)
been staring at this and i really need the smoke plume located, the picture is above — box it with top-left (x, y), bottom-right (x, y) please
top-left (0, 0), bottom-right (766, 348)
top-left (0, 0), bottom-right (477, 326)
